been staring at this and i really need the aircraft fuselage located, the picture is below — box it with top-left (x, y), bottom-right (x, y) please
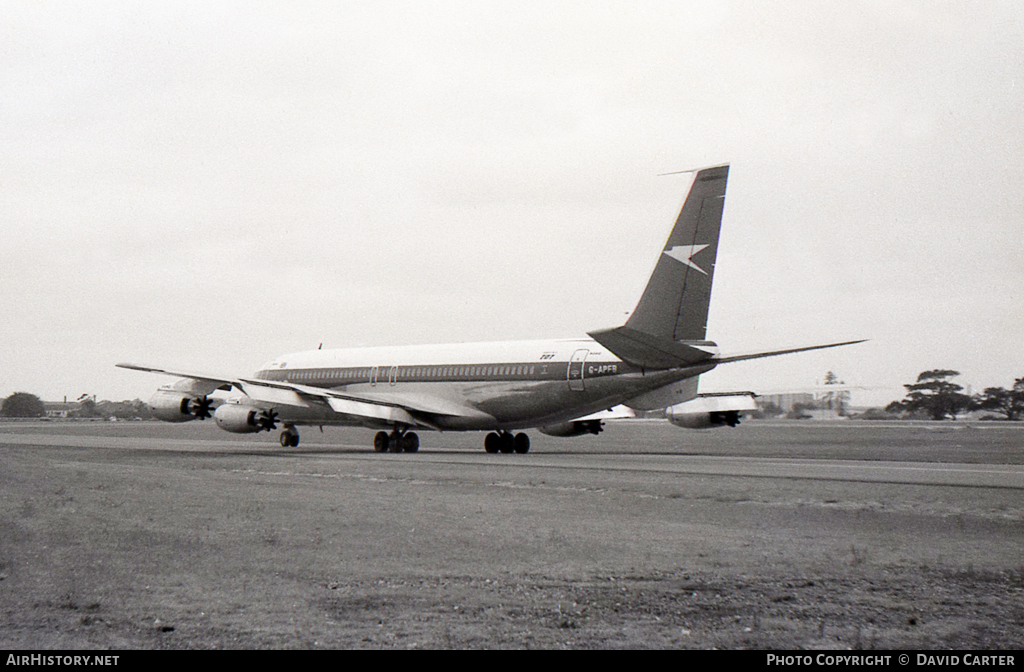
top-left (252, 337), bottom-right (716, 431)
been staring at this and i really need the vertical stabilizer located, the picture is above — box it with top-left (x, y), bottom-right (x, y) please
top-left (624, 164), bottom-right (729, 341)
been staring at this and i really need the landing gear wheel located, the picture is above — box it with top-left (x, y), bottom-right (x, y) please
top-left (279, 428), bottom-right (299, 448)
top-left (498, 432), bottom-right (515, 454)
top-left (374, 431), bottom-right (389, 452)
top-left (402, 432), bottom-right (420, 453)
top-left (513, 433), bottom-right (530, 454)
top-left (388, 430), bottom-right (404, 453)
top-left (484, 432), bottom-right (501, 454)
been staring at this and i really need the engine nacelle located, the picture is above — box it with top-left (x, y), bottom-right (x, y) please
top-left (538, 419), bottom-right (604, 437)
top-left (664, 393), bottom-right (758, 430)
top-left (149, 389), bottom-right (201, 423)
top-left (665, 408), bottom-right (742, 429)
top-left (213, 403), bottom-right (263, 434)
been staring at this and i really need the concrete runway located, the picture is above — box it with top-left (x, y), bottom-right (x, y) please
top-left (3, 420), bottom-right (1023, 491)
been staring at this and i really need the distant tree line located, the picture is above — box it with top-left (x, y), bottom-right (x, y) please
top-left (886, 370), bottom-right (1024, 421)
top-left (1, 393), bottom-right (153, 420)
top-left (745, 368), bottom-right (1021, 422)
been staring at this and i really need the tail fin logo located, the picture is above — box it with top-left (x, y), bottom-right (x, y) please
top-left (663, 244), bottom-right (710, 275)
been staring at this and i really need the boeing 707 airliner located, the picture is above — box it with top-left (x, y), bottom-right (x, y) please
top-left (119, 164), bottom-right (862, 452)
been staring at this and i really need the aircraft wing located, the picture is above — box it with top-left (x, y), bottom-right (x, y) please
top-left (710, 340), bottom-right (867, 365)
top-left (571, 405), bottom-right (637, 422)
top-left (727, 384), bottom-right (873, 396)
top-left (115, 363), bottom-right (239, 395)
top-left (116, 363), bottom-right (491, 429)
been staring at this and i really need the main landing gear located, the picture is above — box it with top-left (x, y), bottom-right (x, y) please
top-left (373, 429), bottom-right (420, 453)
top-left (367, 428), bottom-right (531, 455)
top-left (484, 431), bottom-right (530, 454)
top-left (279, 425), bottom-right (300, 448)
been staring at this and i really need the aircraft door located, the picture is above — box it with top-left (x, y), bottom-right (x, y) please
top-left (388, 366), bottom-right (398, 386)
top-left (370, 366), bottom-right (379, 387)
top-left (568, 349), bottom-right (589, 391)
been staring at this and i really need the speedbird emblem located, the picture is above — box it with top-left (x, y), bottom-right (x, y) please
top-left (663, 244), bottom-right (710, 275)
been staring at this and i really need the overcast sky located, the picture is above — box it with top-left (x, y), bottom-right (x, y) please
top-left (2, 1), bottom-right (1021, 408)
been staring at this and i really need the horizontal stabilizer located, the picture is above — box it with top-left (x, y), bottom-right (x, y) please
top-left (588, 326), bottom-right (717, 369)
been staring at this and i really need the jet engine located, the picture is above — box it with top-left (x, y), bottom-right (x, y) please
top-left (148, 389), bottom-right (215, 422)
top-left (663, 393), bottom-right (758, 430)
top-left (213, 403), bottom-right (279, 434)
top-left (538, 419), bottom-right (604, 437)
top-left (665, 407), bottom-right (742, 429)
